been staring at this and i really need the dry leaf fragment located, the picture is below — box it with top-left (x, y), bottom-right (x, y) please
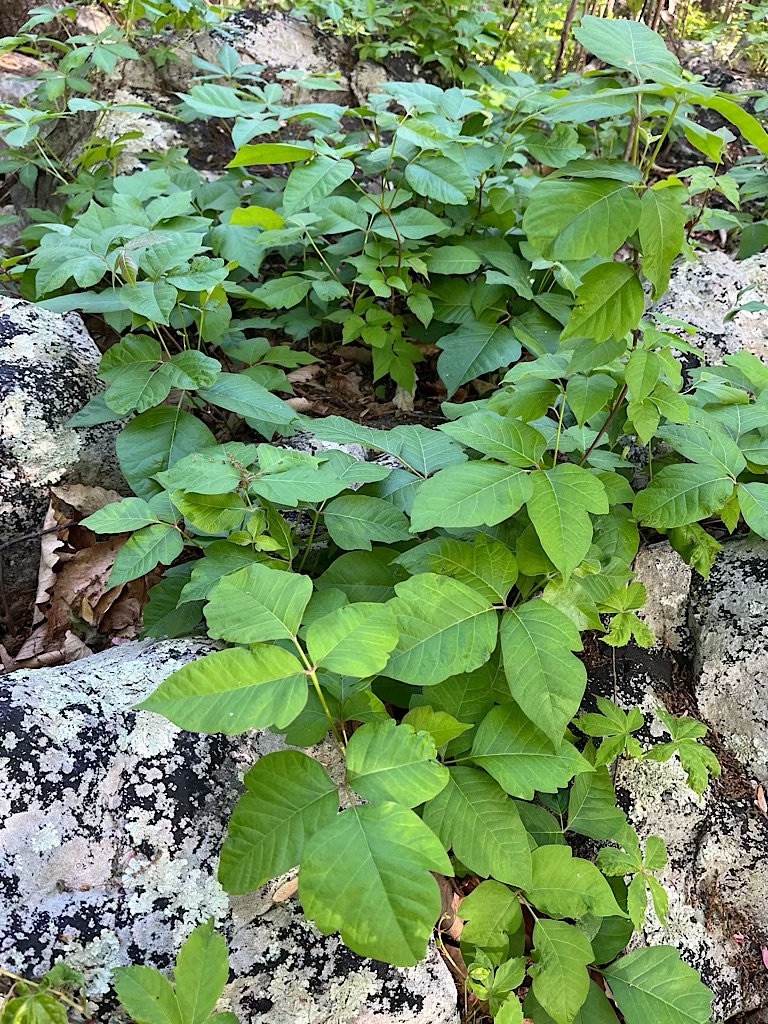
top-left (762, 946), bottom-right (768, 970)
top-left (51, 484), bottom-right (124, 517)
top-left (272, 877), bottom-right (299, 903)
top-left (754, 782), bottom-right (767, 817)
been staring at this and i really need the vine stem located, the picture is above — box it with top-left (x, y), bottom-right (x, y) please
top-left (291, 638), bottom-right (346, 750)
top-left (579, 384), bottom-right (628, 466)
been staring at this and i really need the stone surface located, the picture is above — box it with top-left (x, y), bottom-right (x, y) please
top-left (0, 638), bottom-right (459, 1024)
top-left (690, 537), bottom-right (768, 781)
top-left (653, 249), bottom-right (768, 366)
top-left (588, 541), bottom-right (768, 1021)
top-left (0, 296), bottom-right (121, 606)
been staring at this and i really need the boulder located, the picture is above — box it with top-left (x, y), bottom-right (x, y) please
top-left (653, 249), bottom-right (768, 366)
top-left (0, 297), bottom-right (121, 615)
top-left (690, 537), bottom-right (768, 781)
top-left (0, 637), bottom-right (459, 1024)
top-left (587, 542), bottom-right (768, 1020)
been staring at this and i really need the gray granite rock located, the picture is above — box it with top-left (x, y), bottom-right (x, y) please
top-left (0, 638), bottom-right (459, 1024)
top-left (0, 297), bottom-right (121, 607)
top-left (588, 542), bottom-right (768, 1020)
top-left (690, 537), bottom-right (768, 781)
top-left (653, 249), bottom-right (768, 366)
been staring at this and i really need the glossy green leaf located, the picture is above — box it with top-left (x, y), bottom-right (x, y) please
top-left (137, 645), bottom-right (307, 733)
top-left (395, 535), bottom-right (518, 603)
top-left (410, 462), bottom-right (533, 531)
top-left (639, 187), bottom-right (688, 300)
top-left (562, 263), bottom-right (644, 343)
top-left (174, 920), bottom-right (230, 1024)
top-left (437, 321), bottom-right (522, 397)
top-left (738, 482), bottom-right (768, 537)
top-left (524, 845), bottom-right (626, 920)
top-left (523, 179), bottom-right (642, 261)
top-left (228, 143), bottom-right (314, 166)
top-left (346, 719), bottom-right (448, 806)
top-left (117, 407), bottom-right (216, 500)
top-left (385, 573), bottom-right (498, 686)
top-left (219, 750), bottom-right (338, 893)
top-left (283, 156), bottom-right (355, 214)
top-left (306, 602), bottom-right (398, 676)
top-left (422, 767), bottom-right (533, 889)
top-left (439, 412), bottom-right (547, 466)
top-left (471, 704), bottom-right (593, 800)
top-left (529, 920), bottom-right (593, 1024)
top-left (204, 562), bottom-right (312, 642)
top-left (500, 601), bottom-right (586, 747)
top-left (526, 464), bottom-right (608, 580)
top-left (602, 946), bottom-right (713, 1024)
top-left (300, 803), bottom-right (451, 966)
top-left (113, 967), bottom-right (182, 1024)
top-left (110, 524), bottom-right (184, 586)
top-left (323, 495), bottom-right (412, 550)
top-left (633, 465), bottom-right (734, 528)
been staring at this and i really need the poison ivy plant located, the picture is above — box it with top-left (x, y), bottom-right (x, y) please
top-left (114, 920), bottom-right (238, 1024)
top-left (6, 9), bottom-right (766, 1023)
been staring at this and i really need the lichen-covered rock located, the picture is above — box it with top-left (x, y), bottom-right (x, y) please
top-left (0, 638), bottom-right (459, 1024)
top-left (0, 297), bottom-right (121, 605)
top-left (653, 249), bottom-right (768, 366)
top-left (588, 542), bottom-right (768, 1020)
top-left (690, 537), bottom-right (768, 781)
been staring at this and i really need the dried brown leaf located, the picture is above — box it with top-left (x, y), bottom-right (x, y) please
top-left (51, 484), bottom-right (124, 517)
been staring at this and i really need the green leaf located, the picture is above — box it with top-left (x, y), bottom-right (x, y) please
top-left (81, 497), bottom-right (158, 534)
top-left (346, 719), bottom-right (448, 806)
top-left (439, 412), bottom-right (547, 466)
top-left (219, 750), bottom-right (338, 893)
top-left (523, 179), bottom-right (642, 261)
top-left (316, 549), bottom-right (407, 602)
top-left (137, 645), bottom-right (307, 733)
top-left (230, 205), bottom-right (286, 229)
top-left (633, 465), bottom-right (734, 528)
top-left (110, 525), bottom-right (184, 586)
top-left (566, 375), bottom-right (616, 427)
top-left (601, 946), bottom-right (713, 1024)
top-left (526, 464), bottom-right (608, 580)
top-left (525, 124), bottom-right (586, 167)
top-left (113, 967), bottom-right (182, 1024)
top-left (422, 767), bottom-right (533, 889)
top-left (525, 981), bottom-right (620, 1024)
top-left (625, 350), bottom-right (661, 403)
top-left (410, 462), bottom-right (532, 531)
top-left (323, 495), bottom-right (412, 550)
top-left (639, 187), bottom-right (688, 300)
top-left (174, 921), bottom-right (229, 1024)
top-left (405, 156), bottom-right (475, 204)
top-left (658, 422), bottom-right (745, 477)
top-left (524, 845), bottom-right (626, 920)
top-left (471, 704), bottom-right (593, 800)
top-left (300, 802), bottom-right (451, 966)
top-left (395, 535), bottom-right (518, 603)
top-left (385, 573), bottom-right (498, 686)
top-left (424, 245), bottom-right (483, 275)
top-left (0, 992), bottom-right (68, 1024)
top-left (529, 920), bottom-right (593, 1024)
top-left (197, 373), bottom-right (297, 428)
top-left (738, 482), bottom-right (768, 538)
top-left (117, 407), bottom-right (216, 500)
top-left (574, 15), bottom-right (683, 82)
top-left (306, 602), bottom-right (398, 676)
top-left (251, 276), bottom-right (312, 309)
top-left (459, 879), bottom-right (523, 948)
top-left (562, 263), bottom-right (644, 343)
top-left (175, 492), bottom-right (247, 534)
top-left (500, 601), bottom-right (586, 747)
top-left (204, 562), bottom-right (312, 642)
top-left (567, 766), bottom-right (627, 841)
top-left (227, 143), bottom-right (314, 166)
top-left (283, 156), bottom-right (355, 215)
top-left (156, 443), bottom-right (257, 495)
top-left (437, 321), bottom-right (521, 397)
top-left (401, 705), bottom-right (472, 748)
